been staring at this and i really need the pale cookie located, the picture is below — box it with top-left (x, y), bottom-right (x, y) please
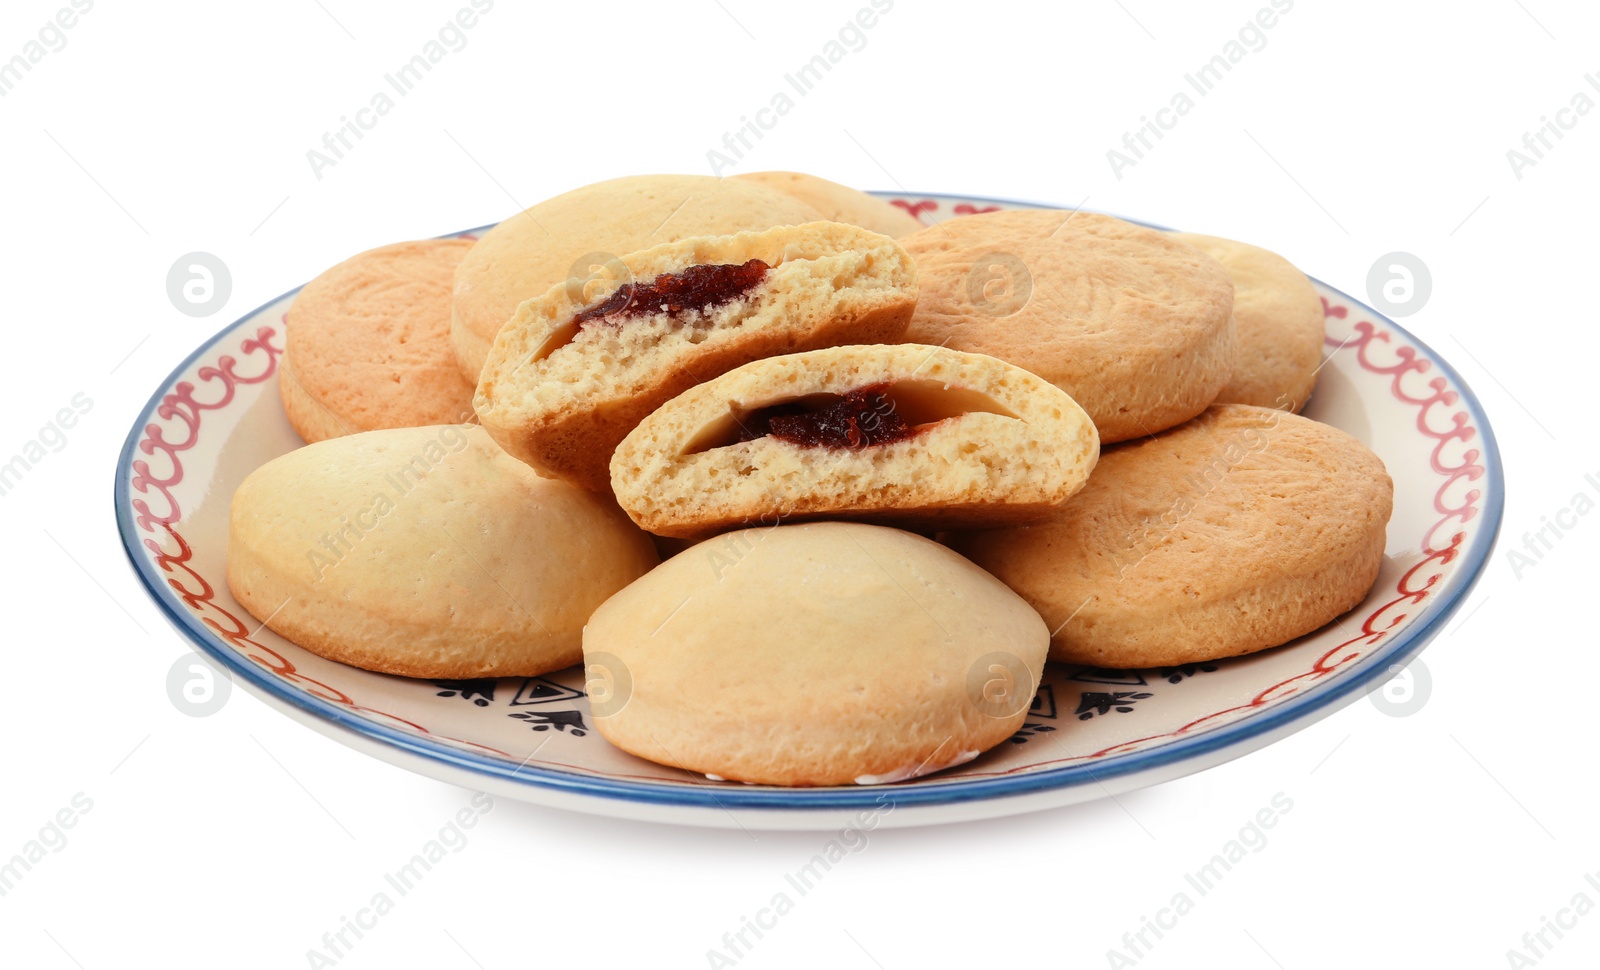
top-left (947, 404), bottom-right (1392, 668)
top-left (1171, 232), bottom-right (1325, 411)
top-left (280, 238), bottom-right (477, 443)
top-left (730, 171), bottom-right (925, 238)
top-left (475, 221), bottom-right (918, 492)
top-left (227, 425), bottom-right (657, 679)
top-left (611, 344), bottom-right (1100, 537)
top-left (902, 210), bottom-right (1236, 443)
top-left (583, 521), bottom-right (1048, 787)
top-left (451, 174), bottom-right (822, 380)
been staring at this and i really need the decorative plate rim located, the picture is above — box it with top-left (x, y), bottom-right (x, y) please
top-left (114, 195), bottom-right (1504, 812)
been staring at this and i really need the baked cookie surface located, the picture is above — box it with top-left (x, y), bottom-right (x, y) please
top-left (610, 343), bottom-right (1100, 537)
top-left (583, 521), bottom-right (1047, 786)
top-left (475, 221), bottom-right (918, 492)
top-left (280, 238), bottom-right (477, 443)
top-left (1171, 232), bottom-right (1325, 411)
top-left (730, 171), bottom-right (925, 238)
top-left (946, 404), bottom-right (1393, 668)
top-left (227, 425), bottom-right (657, 679)
top-left (902, 210), bottom-right (1236, 443)
top-left (451, 174), bottom-right (822, 380)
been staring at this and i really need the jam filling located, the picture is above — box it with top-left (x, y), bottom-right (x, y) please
top-left (571, 259), bottom-right (769, 327)
top-left (738, 384), bottom-right (920, 449)
top-left (680, 380), bottom-right (1022, 456)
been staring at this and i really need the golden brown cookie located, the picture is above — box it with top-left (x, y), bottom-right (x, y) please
top-left (1171, 232), bottom-right (1325, 411)
top-left (730, 171), bottom-right (924, 238)
top-left (450, 175), bottom-right (823, 380)
top-left (227, 425), bottom-right (657, 679)
top-left (902, 210), bottom-right (1236, 443)
top-left (610, 344), bottom-right (1099, 537)
top-left (583, 522), bottom-right (1047, 786)
top-left (475, 222), bottom-right (918, 493)
top-left (947, 404), bottom-right (1392, 668)
top-left (280, 238), bottom-right (477, 443)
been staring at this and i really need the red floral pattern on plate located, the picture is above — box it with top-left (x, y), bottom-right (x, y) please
top-left (128, 319), bottom-right (511, 758)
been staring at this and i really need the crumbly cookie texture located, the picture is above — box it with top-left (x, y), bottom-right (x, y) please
top-left (903, 209), bottom-right (1237, 443)
top-left (227, 425), bottom-right (657, 679)
top-left (947, 404), bottom-right (1393, 667)
top-left (610, 343), bottom-right (1100, 537)
top-left (730, 171), bottom-right (925, 238)
top-left (583, 521), bottom-right (1048, 787)
top-left (450, 174), bottom-right (823, 380)
top-left (1170, 232), bottom-right (1325, 412)
top-left (280, 238), bottom-right (477, 443)
top-left (475, 221), bottom-right (918, 492)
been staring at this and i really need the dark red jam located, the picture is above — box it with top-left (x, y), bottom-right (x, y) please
top-left (739, 384), bottom-right (920, 449)
top-left (572, 259), bottom-right (769, 327)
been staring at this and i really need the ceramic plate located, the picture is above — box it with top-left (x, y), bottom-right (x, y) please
top-left (116, 192), bottom-right (1503, 829)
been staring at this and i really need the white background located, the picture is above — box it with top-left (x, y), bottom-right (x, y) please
top-left (2, 1), bottom-right (1595, 967)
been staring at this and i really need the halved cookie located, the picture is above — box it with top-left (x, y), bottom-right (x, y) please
top-left (610, 344), bottom-right (1100, 538)
top-left (946, 404), bottom-right (1393, 668)
top-left (451, 174), bottom-right (823, 381)
top-left (475, 222), bottom-right (918, 492)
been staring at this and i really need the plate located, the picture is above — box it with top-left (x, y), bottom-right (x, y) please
top-left (115, 192), bottom-right (1503, 829)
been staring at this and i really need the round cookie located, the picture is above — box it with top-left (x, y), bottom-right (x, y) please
top-left (451, 175), bottom-right (824, 381)
top-left (902, 210), bottom-right (1236, 443)
top-left (280, 238), bottom-right (477, 443)
top-left (1170, 232), bottom-right (1325, 412)
top-left (583, 522), bottom-right (1048, 787)
top-left (947, 404), bottom-right (1392, 668)
top-left (730, 171), bottom-right (925, 238)
top-left (227, 425), bottom-right (658, 679)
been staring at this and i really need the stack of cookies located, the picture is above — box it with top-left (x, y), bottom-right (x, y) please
top-left (229, 172), bottom-right (1392, 788)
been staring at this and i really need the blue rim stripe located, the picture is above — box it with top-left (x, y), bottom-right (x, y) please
top-left (113, 199), bottom-right (1504, 811)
